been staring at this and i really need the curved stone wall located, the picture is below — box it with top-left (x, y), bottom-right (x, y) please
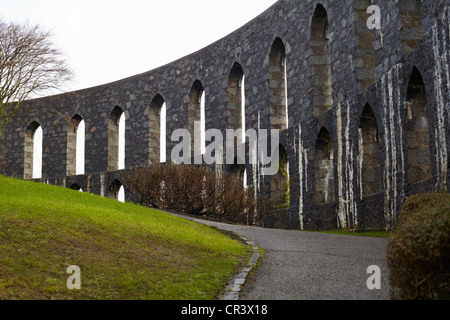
top-left (1, 0), bottom-right (449, 230)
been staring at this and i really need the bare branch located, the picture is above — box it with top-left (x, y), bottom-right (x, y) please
top-left (0, 18), bottom-right (73, 136)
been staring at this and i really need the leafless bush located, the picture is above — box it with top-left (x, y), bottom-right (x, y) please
top-left (122, 163), bottom-right (273, 226)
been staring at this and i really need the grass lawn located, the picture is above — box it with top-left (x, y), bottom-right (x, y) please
top-left (0, 175), bottom-right (251, 300)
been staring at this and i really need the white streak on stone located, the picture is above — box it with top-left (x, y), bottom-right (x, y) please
top-left (337, 102), bottom-right (344, 228)
top-left (358, 128), bottom-right (364, 201)
top-left (381, 75), bottom-right (391, 230)
top-left (324, 166), bottom-right (330, 204)
top-left (432, 23), bottom-right (448, 190)
top-left (252, 112), bottom-right (261, 222)
top-left (298, 124), bottom-right (304, 230)
top-left (387, 68), bottom-right (398, 229)
top-left (100, 173), bottom-right (105, 197)
top-left (395, 65), bottom-right (405, 205)
top-left (337, 102), bottom-right (348, 229)
top-left (347, 101), bottom-right (357, 228)
top-left (304, 149), bottom-right (309, 193)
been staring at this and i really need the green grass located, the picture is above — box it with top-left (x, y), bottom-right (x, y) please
top-left (0, 175), bottom-right (251, 300)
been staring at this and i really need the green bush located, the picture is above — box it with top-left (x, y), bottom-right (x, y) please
top-left (386, 193), bottom-right (450, 300)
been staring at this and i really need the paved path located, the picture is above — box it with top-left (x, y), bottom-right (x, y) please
top-left (173, 213), bottom-right (390, 300)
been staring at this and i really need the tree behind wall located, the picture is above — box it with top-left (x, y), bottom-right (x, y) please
top-left (0, 18), bottom-right (72, 136)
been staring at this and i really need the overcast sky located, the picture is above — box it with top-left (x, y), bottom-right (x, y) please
top-left (1, 0), bottom-right (278, 94)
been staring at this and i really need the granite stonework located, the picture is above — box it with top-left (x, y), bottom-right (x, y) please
top-left (0, 0), bottom-right (448, 231)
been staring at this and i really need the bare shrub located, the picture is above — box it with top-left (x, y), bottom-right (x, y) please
top-left (122, 163), bottom-right (273, 225)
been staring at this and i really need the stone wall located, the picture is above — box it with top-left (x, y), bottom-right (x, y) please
top-left (0, 0), bottom-right (449, 231)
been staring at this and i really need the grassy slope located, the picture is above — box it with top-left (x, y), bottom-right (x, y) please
top-left (0, 176), bottom-right (250, 300)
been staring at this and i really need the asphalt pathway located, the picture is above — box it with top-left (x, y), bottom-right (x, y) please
top-left (173, 213), bottom-right (390, 300)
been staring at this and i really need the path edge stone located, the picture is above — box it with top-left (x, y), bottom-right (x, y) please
top-left (218, 237), bottom-right (262, 301)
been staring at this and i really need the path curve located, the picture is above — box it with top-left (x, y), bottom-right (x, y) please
top-left (173, 213), bottom-right (390, 300)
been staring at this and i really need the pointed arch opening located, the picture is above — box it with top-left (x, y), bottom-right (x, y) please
top-left (69, 183), bottom-right (82, 192)
top-left (230, 159), bottom-right (246, 187)
top-left (228, 62), bottom-right (245, 137)
top-left (108, 179), bottom-right (125, 203)
top-left (311, 4), bottom-right (333, 118)
top-left (313, 127), bottom-right (335, 204)
top-left (108, 106), bottom-right (125, 171)
top-left (227, 62), bottom-right (246, 164)
top-left (188, 80), bottom-right (205, 158)
top-left (24, 121), bottom-right (42, 180)
top-left (149, 95), bottom-right (166, 164)
top-left (269, 37), bottom-right (288, 131)
top-left (161, 101), bottom-right (167, 163)
top-left (358, 103), bottom-right (383, 197)
top-left (405, 67), bottom-right (431, 184)
top-left (271, 144), bottom-right (290, 208)
top-left (77, 119), bottom-right (85, 174)
top-left (66, 114), bottom-right (85, 176)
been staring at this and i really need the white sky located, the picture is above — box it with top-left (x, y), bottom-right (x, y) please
top-left (0, 0), bottom-right (278, 94)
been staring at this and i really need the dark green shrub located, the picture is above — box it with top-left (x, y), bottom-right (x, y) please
top-left (386, 193), bottom-right (450, 300)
